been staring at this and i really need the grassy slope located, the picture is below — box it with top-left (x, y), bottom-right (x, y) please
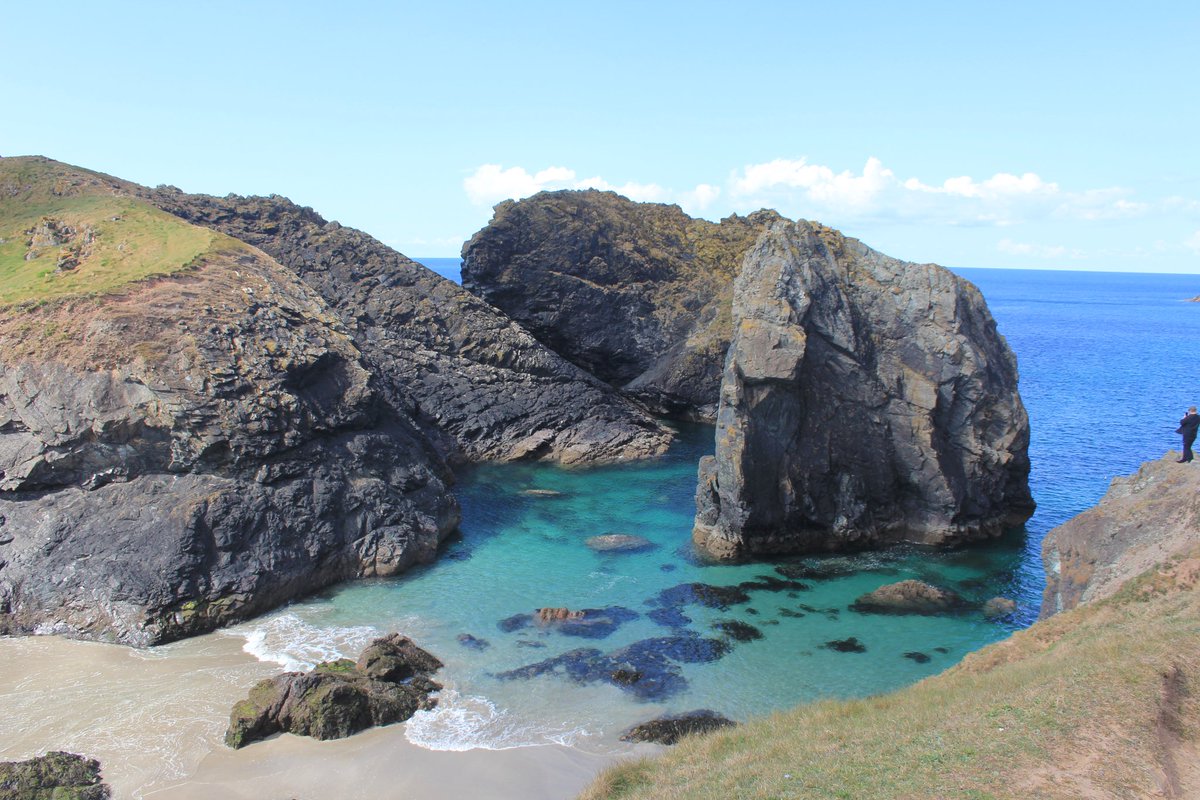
top-left (0, 157), bottom-right (223, 306)
top-left (583, 554), bottom-right (1200, 800)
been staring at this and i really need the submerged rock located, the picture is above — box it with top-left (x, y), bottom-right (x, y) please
top-left (456, 633), bottom-right (490, 651)
top-left (224, 634), bottom-right (442, 749)
top-left (462, 190), bottom-right (781, 419)
top-left (620, 710), bottom-right (737, 745)
top-left (711, 620), bottom-right (763, 642)
top-left (0, 751), bottom-right (110, 799)
top-left (653, 582), bottom-right (752, 610)
top-left (824, 637), bottom-right (867, 653)
top-left (982, 597), bottom-right (1018, 618)
top-left (585, 533), bottom-right (656, 553)
top-left (851, 580), bottom-right (969, 615)
top-left (693, 221), bottom-right (1034, 559)
top-left (904, 651), bottom-right (932, 664)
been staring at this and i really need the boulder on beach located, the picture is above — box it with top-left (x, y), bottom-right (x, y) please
top-left (851, 580), bottom-right (968, 615)
top-left (620, 710), bottom-right (737, 745)
top-left (224, 634), bottom-right (442, 749)
top-left (0, 751), bottom-right (110, 799)
top-left (585, 533), bottom-right (656, 553)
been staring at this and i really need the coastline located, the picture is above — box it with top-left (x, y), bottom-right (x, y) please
top-left (0, 633), bottom-right (651, 800)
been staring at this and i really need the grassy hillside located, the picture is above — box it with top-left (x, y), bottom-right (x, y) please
top-left (0, 157), bottom-right (222, 306)
top-left (583, 552), bottom-right (1200, 799)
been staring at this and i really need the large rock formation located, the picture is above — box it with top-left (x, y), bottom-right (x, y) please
top-left (462, 191), bottom-right (780, 418)
top-left (0, 164), bottom-right (458, 644)
top-left (1041, 453), bottom-right (1200, 618)
top-left (147, 187), bottom-right (671, 464)
top-left (0, 751), bottom-right (110, 799)
top-left (693, 221), bottom-right (1034, 558)
top-left (0, 157), bottom-right (670, 646)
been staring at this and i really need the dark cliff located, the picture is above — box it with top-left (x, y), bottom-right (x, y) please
top-left (693, 221), bottom-right (1034, 557)
top-left (0, 158), bottom-right (458, 643)
top-left (461, 190), bottom-right (780, 419)
top-left (146, 189), bottom-right (672, 465)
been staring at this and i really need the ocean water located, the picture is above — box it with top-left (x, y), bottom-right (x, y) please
top-left (222, 262), bottom-right (1200, 753)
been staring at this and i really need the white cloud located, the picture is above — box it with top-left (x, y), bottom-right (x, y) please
top-left (728, 157), bottom-right (1142, 227)
top-left (1185, 230), bottom-right (1200, 254)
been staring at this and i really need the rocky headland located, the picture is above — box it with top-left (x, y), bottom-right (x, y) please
top-left (145, 186), bottom-right (671, 465)
top-left (693, 220), bottom-right (1034, 558)
top-left (1041, 452), bottom-right (1200, 617)
top-left (0, 158), bottom-right (460, 644)
top-left (462, 190), bottom-right (780, 419)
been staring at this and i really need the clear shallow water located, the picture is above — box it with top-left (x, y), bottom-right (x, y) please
top-left (226, 264), bottom-right (1200, 752)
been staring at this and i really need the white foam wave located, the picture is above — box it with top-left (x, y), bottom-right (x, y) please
top-left (405, 689), bottom-right (591, 752)
top-left (223, 612), bottom-right (381, 671)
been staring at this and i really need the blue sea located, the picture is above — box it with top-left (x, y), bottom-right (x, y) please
top-left (225, 262), bottom-right (1200, 752)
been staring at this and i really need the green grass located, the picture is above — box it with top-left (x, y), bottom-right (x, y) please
top-left (0, 194), bottom-right (217, 306)
top-left (581, 554), bottom-right (1200, 800)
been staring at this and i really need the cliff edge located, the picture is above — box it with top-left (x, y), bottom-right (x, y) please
top-left (1041, 453), bottom-right (1200, 617)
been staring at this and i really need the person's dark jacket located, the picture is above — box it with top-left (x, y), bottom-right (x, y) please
top-left (1179, 413), bottom-right (1200, 438)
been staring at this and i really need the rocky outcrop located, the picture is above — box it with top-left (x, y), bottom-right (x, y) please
top-left (620, 710), bottom-right (736, 745)
top-left (225, 634), bottom-right (442, 748)
top-left (851, 580), bottom-right (968, 615)
top-left (694, 221), bottom-right (1034, 558)
top-left (461, 191), bottom-right (781, 419)
top-left (0, 752), bottom-right (110, 799)
top-left (1041, 454), bottom-right (1200, 618)
top-left (147, 188), bottom-right (672, 464)
top-left (0, 158), bottom-right (459, 644)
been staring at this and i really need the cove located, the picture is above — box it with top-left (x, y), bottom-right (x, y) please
top-left (228, 423), bottom-right (1030, 751)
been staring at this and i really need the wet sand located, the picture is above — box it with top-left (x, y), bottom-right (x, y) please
top-left (0, 633), bottom-right (649, 800)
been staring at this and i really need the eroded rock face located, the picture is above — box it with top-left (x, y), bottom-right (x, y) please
top-left (694, 221), bottom-right (1034, 558)
top-left (225, 634), bottom-right (442, 748)
top-left (1041, 454), bottom-right (1200, 618)
top-left (0, 242), bottom-right (458, 645)
top-left (461, 190), bottom-right (780, 419)
top-left (147, 189), bottom-right (672, 464)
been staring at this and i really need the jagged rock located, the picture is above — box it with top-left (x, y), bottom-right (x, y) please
top-left (462, 190), bottom-right (781, 419)
top-left (585, 533), bottom-right (655, 552)
top-left (693, 220), bottom-right (1034, 558)
top-left (0, 157), bottom-right (458, 645)
top-left (536, 607), bottom-right (585, 622)
top-left (619, 710), bottom-right (736, 745)
top-left (0, 751), bottom-right (110, 799)
top-left (146, 188), bottom-right (672, 465)
top-left (225, 634), bottom-right (442, 749)
top-left (1041, 454), bottom-right (1200, 618)
top-left (982, 596), bottom-right (1018, 618)
top-left (851, 580), bottom-right (968, 615)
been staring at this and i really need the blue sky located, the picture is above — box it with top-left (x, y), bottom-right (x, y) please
top-left (3, 1), bottom-right (1197, 272)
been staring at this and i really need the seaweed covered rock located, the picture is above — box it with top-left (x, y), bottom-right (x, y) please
top-left (620, 710), bottom-right (736, 745)
top-left (694, 221), bottom-right (1034, 558)
top-left (851, 580), bottom-right (969, 615)
top-left (462, 190), bottom-right (781, 419)
top-left (0, 751), bottom-right (110, 799)
top-left (225, 634), bottom-right (442, 748)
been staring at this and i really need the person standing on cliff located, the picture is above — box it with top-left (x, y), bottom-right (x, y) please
top-left (1176, 407), bottom-right (1200, 462)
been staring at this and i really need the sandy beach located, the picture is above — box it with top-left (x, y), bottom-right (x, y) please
top-left (0, 633), bottom-right (651, 800)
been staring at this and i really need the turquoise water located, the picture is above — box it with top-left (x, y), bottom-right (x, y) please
top-left (225, 264), bottom-right (1200, 751)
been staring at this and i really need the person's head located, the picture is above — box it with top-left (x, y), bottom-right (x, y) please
top-left (1190, 406), bottom-right (1197, 414)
